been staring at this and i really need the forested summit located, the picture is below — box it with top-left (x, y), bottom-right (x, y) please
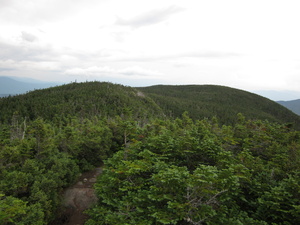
top-left (0, 81), bottom-right (299, 129)
top-left (0, 81), bottom-right (164, 123)
top-left (137, 84), bottom-right (300, 129)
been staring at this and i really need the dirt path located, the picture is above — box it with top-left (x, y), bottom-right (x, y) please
top-left (58, 167), bottom-right (103, 225)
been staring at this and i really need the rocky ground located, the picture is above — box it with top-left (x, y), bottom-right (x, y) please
top-left (58, 167), bottom-right (103, 225)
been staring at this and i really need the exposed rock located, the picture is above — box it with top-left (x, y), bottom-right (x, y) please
top-left (59, 167), bottom-right (102, 225)
top-left (63, 188), bottom-right (97, 210)
top-left (89, 178), bottom-right (97, 183)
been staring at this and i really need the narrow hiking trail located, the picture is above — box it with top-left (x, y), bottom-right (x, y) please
top-left (60, 167), bottom-right (103, 225)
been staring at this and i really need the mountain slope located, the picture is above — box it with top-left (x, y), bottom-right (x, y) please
top-left (137, 85), bottom-right (300, 129)
top-left (0, 81), bottom-right (164, 123)
top-left (1, 82), bottom-right (299, 129)
top-left (277, 99), bottom-right (300, 116)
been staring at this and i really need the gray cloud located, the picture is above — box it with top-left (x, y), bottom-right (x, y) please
top-left (0, 39), bottom-right (239, 75)
top-left (0, 41), bottom-right (54, 61)
top-left (116, 5), bottom-right (184, 28)
top-left (0, 0), bottom-right (13, 8)
top-left (0, 42), bottom-right (28, 61)
top-left (0, 66), bottom-right (14, 71)
top-left (178, 51), bottom-right (241, 58)
top-left (0, 0), bottom-right (102, 25)
top-left (0, 40), bottom-right (125, 72)
top-left (0, 40), bottom-right (64, 77)
top-left (21, 31), bottom-right (38, 42)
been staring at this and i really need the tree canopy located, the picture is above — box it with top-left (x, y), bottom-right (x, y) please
top-left (86, 115), bottom-right (300, 225)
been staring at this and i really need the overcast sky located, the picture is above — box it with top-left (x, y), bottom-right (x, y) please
top-left (1, 0), bottom-right (300, 99)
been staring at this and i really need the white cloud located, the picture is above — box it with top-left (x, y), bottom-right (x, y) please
top-left (65, 66), bottom-right (113, 76)
top-left (119, 66), bottom-right (163, 77)
top-left (0, 59), bottom-right (61, 76)
top-left (65, 65), bottom-right (163, 78)
top-left (115, 5), bottom-right (184, 28)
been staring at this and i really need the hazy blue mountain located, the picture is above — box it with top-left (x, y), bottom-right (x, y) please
top-left (277, 99), bottom-right (300, 116)
top-left (0, 76), bottom-right (61, 96)
top-left (253, 90), bottom-right (300, 101)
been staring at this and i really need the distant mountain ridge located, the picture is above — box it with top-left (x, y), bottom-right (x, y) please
top-left (0, 76), bottom-right (60, 95)
top-left (277, 99), bottom-right (300, 116)
top-left (253, 90), bottom-right (300, 101)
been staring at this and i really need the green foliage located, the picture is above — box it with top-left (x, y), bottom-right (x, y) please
top-left (87, 115), bottom-right (300, 225)
top-left (56, 117), bottom-right (113, 168)
top-left (0, 193), bottom-right (27, 224)
top-left (0, 116), bottom-right (113, 224)
top-left (137, 85), bottom-right (300, 129)
top-left (0, 82), bottom-right (164, 124)
top-left (256, 173), bottom-right (300, 224)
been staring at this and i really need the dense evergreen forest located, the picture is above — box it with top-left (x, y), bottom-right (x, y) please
top-left (137, 85), bottom-right (300, 129)
top-left (0, 82), bottom-right (163, 123)
top-left (0, 81), bottom-right (300, 224)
